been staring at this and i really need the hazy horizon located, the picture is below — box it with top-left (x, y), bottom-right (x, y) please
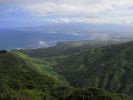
top-left (0, 0), bottom-right (133, 49)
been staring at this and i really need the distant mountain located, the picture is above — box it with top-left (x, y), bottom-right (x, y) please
top-left (22, 23), bottom-right (133, 41)
top-left (23, 23), bottom-right (133, 33)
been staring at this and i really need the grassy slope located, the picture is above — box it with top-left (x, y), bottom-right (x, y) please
top-left (53, 41), bottom-right (133, 96)
top-left (0, 52), bottom-right (132, 100)
top-left (18, 41), bottom-right (133, 97)
top-left (0, 52), bottom-right (61, 100)
top-left (15, 52), bottom-right (68, 85)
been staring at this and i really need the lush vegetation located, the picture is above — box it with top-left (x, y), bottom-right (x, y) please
top-left (15, 52), bottom-right (68, 85)
top-left (20, 41), bottom-right (133, 96)
top-left (0, 52), bottom-right (60, 99)
top-left (0, 51), bottom-right (132, 100)
top-left (21, 40), bottom-right (121, 58)
top-left (0, 41), bottom-right (133, 100)
top-left (53, 41), bottom-right (133, 96)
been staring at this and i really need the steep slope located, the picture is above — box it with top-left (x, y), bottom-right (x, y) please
top-left (0, 51), bottom-right (61, 100)
top-left (0, 51), bottom-right (132, 100)
top-left (15, 52), bottom-right (68, 85)
top-left (53, 87), bottom-right (133, 100)
top-left (54, 41), bottom-right (133, 96)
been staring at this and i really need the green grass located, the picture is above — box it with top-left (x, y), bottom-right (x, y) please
top-left (15, 52), bottom-right (68, 85)
top-left (0, 50), bottom-right (132, 99)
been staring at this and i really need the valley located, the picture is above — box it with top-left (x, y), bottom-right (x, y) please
top-left (1, 0), bottom-right (133, 100)
top-left (0, 40), bottom-right (133, 99)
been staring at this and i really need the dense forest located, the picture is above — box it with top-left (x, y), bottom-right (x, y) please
top-left (0, 41), bottom-right (133, 100)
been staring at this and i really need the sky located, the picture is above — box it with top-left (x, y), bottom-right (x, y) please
top-left (0, 0), bottom-right (133, 27)
top-left (0, 0), bottom-right (133, 49)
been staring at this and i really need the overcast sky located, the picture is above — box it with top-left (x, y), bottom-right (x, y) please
top-left (0, 0), bottom-right (133, 27)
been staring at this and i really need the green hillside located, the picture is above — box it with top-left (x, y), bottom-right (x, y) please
top-left (0, 51), bottom-right (61, 100)
top-left (0, 49), bottom-right (132, 99)
top-left (20, 40), bottom-right (122, 58)
top-left (15, 52), bottom-right (68, 85)
top-left (53, 41), bottom-right (133, 96)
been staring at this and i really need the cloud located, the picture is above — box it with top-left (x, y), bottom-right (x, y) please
top-left (38, 41), bottom-right (57, 47)
top-left (24, 1), bottom-right (113, 15)
top-left (39, 41), bottom-right (49, 47)
top-left (0, 0), bottom-right (133, 25)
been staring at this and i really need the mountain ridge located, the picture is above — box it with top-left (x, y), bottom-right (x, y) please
top-left (53, 41), bottom-right (133, 96)
top-left (0, 50), bottom-right (132, 100)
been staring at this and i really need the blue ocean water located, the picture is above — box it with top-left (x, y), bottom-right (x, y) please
top-left (0, 29), bottom-right (93, 50)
